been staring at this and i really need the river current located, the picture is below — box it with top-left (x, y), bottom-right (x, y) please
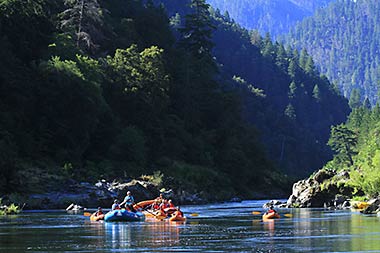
top-left (1, 200), bottom-right (380, 252)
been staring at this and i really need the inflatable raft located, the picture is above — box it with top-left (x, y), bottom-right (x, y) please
top-left (169, 212), bottom-right (186, 222)
top-left (104, 210), bottom-right (145, 222)
top-left (262, 212), bottom-right (280, 220)
top-left (90, 213), bottom-right (105, 221)
top-left (134, 199), bottom-right (155, 210)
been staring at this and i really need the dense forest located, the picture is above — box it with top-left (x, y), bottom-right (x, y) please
top-left (286, 0), bottom-right (380, 106)
top-left (0, 0), bottom-right (349, 200)
top-left (205, 0), bottom-right (333, 39)
top-left (325, 103), bottom-right (380, 198)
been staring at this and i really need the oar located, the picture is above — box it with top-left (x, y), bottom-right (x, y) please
top-left (252, 211), bottom-right (262, 215)
top-left (283, 213), bottom-right (293, 218)
top-left (190, 213), bottom-right (199, 217)
top-left (84, 212), bottom-right (92, 217)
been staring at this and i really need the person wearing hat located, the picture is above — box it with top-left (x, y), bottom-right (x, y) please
top-left (120, 191), bottom-right (136, 212)
top-left (94, 207), bottom-right (104, 216)
top-left (111, 199), bottom-right (121, 210)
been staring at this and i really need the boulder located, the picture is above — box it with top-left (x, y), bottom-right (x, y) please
top-left (287, 168), bottom-right (353, 208)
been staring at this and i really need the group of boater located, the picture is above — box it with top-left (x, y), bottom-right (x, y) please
top-left (90, 191), bottom-right (186, 222)
top-left (141, 193), bottom-right (186, 222)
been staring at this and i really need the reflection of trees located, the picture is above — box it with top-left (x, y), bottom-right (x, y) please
top-left (292, 208), bottom-right (313, 250)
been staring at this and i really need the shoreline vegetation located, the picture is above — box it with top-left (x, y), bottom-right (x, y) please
top-left (0, 199), bottom-right (21, 215)
top-left (0, 169), bottom-right (290, 211)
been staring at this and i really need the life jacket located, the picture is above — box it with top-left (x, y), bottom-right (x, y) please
top-left (176, 210), bottom-right (183, 217)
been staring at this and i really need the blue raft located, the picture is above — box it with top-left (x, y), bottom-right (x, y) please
top-left (104, 210), bottom-right (145, 222)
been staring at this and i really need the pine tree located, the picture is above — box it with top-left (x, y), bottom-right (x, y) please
top-left (59, 0), bottom-right (104, 54)
top-left (179, 0), bottom-right (215, 58)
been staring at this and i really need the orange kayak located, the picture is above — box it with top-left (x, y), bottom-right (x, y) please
top-left (262, 212), bottom-right (280, 220)
top-left (169, 213), bottom-right (186, 222)
top-left (90, 214), bottom-right (105, 221)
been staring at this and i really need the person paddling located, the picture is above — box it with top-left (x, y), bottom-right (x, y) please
top-left (94, 207), bottom-right (103, 216)
top-left (120, 191), bottom-right (136, 212)
top-left (265, 205), bottom-right (277, 215)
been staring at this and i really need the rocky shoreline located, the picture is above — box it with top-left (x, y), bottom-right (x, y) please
top-left (0, 176), bottom-right (290, 210)
top-left (284, 167), bottom-right (380, 215)
top-left (2, 178), bottom-right (208, 210)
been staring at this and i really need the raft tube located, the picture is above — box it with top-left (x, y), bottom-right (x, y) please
top-left (134, 199), bottom-right (155, 210)
top-left (262, 212), bottom-right (280, 220)
top-left (169, 213), bottom-right (186, 222)
top-left (90, 213), bottom-right (105, 221)
top-left (104, 210), bottom-right (145, 222)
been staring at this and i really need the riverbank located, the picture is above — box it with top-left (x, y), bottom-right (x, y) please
top-left (1, 175), bottom-right (290, 210)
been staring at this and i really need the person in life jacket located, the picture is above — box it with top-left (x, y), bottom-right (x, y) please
top-left (167, 199), bottom-right (175, 208)
top-left (151, 199), bottom-right (160, 210)
top-left (266, 205), bottom-right (277, 215)
top-left (111, 199), bottom-right (121, 210)
top-left (174, 206), bottom-right (184, 217)
top-left (94, 207), bottom-right (103, 216)
top-left (120, 191), bottom-right (136, 212)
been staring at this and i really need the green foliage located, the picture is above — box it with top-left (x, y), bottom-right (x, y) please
top-left (163, 162), bottom-right (235, 200)
top-left (140, 171), bottom-right (164, 186)
top-left (328, 124), bottom-right (358, 166)
top-left (180, 0), bottom-right (215, 57)
top-left (328, 105), bottom-right (380, 197)
top-left (107, 126), bottom-right (147, 176)
top-left (286, 0), bottom-right (380, 105)
top-left (0, 0), bottom-right (350, 199)
top-left (59, 0), bottom-right (105, 54)
top-left (0, 199), bottom-right (21, 215)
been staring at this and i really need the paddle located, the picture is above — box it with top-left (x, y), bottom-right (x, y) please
top-left (283, 213), bottom-right (293, 218)
top-left (84, 212), bottom-right (92, 217)
top-left (190, 213), bottom-right (199, 217)
top-left (252, 211), bottom-right (262, 215)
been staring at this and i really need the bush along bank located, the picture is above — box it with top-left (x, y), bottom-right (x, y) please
top-left (286, 168), bottom-right (361, 209)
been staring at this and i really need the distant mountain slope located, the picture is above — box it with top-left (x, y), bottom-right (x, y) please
top-left (206, 0), bottom-right (334, 38)
top-left (153, 0), bottom-right (350, 177)
top-left (286, 0), bottom-right (380, 105)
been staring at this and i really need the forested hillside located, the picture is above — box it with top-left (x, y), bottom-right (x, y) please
top-left (205, 0), bottom-right (333, 39)
top-left (286, 0), bottom-right (380, 106)
top-left (156, 0), bottom-right (350, 177)
top-left (0, 0), bottom-right (349, 200)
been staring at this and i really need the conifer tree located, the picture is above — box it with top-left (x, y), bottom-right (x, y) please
top-left (179, 0), bottom-right (215, 58)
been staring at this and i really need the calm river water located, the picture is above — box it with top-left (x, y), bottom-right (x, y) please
top-left (1, 200), bottom-right (380, 252)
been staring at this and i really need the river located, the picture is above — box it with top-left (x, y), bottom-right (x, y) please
top-left (1, 200), bottom-right (380, 252)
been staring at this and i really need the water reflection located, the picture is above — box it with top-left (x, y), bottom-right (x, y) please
top-left (104, 222), bottom-right (133, 249)
top-left (262, 219), bottom-right (275, 236)
top-left (6, 203), bottom-right (380, 252)
top-left (83, 220), bottom-right (185, 250)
